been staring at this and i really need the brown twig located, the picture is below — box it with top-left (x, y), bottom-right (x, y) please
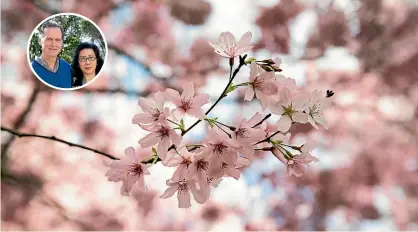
top-left (1, 84), bottom-right (40, 160)
top-left (1, 126), bottom-right (118, 160)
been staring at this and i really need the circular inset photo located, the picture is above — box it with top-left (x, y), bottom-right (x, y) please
top-left (27, 13), bottom-right (107, 90)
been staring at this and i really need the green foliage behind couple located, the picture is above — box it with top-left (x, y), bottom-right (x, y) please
top-left (29, 15), bottom-right (106, 65)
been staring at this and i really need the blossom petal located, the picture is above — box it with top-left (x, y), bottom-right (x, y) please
top-left (160, 185), bottom-right (178, 199)
top-left (157, 137), bottom-right (170, 159)
top-left (138, 97), bottom-right (154, 112)
top-left (188, 108), bottom-right (206, 120)
top-left (293, 112), bottom-right (308, 123)
top-left (132, 113), bottom-right (153, 124)
top-left (189, 183), bottom-right (208, 204)
top-left (249, 62), bottom-right (257, 81)
top-left (276, 116), bottom-right (292, 132)
top-left (138, 133), bottom-right (159, 148)
top-left (244, 86), bottom-right (255, 101)
top-left (124, 147), bottom-right (136, 161)
top-left (165, 88), bottom-right (181, 105)
top-left (192, 94), bottom-right (210, 106)
top-left (225, 167), bottom-right (240, 180)
top-left (177, 190), bottom-right (191, 208)
top-left (169, 130), bottom-right (182, 145)
top-left (236, 31), bottom-right (252, 48)
top-left (181, 82), bottom-right (194, 100)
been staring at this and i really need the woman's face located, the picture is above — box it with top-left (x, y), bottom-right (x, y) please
top-left (78, 48), bottom-right (97, 76)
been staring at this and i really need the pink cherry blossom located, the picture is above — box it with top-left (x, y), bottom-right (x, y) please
top-left (306, 90), bottom-right (330, 129)
top-left (272, 147), bottom-right (318, 177)
top-left (285, 154), bottom-right (319, 177)
top-left (132, 91), bottom-right (170, 127)
top-left (138, 123), bottom-right (182, 160)
top-left (187, 151), bottom-right (211, 186)
top-left (269, 88), bottom-right (309, 132)
top-left (208, 31), bottom-right (253, 58)
top-left (105, 147), bottom-right (150, 196)
top-left (162, 146), bottom-right (196, 181)
top-left (165, 82), bottom-right (210, 120)
top-left (244, 62), bottom-right (278, 110)
top-left (160, 179), bottom-right (207, 208)
top-left (232, 113), bottom-right (266, 160)
top-left (208, 156), bottom-right (249, 180)
top-left (199, 175), bottom-right (223, 200)
top-left (203, 127), bottom-right (239, 165)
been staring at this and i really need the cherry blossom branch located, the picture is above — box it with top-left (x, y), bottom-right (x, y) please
top-left (254, 147), bottom-right (274, 151)
top-left (1, 84), bottom-right (40, 159)
top-left (1, 126), bottom-right (119, 160)
top-left (252, 113), bottom-right (272, 128)
top-left (254, 130), bottom-right (282, 145)
top-left (1, 126), bottom-right (164, 164)
top-left (181, 55), bottom-right (247, 136)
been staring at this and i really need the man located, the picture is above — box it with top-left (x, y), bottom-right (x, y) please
top-left (31, 21), bottom-right (73, 88)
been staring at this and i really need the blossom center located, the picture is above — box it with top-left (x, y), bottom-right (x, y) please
top-left (197, 159), bottom-right (209, 171)
top-left (213, 143), bottom-right (228, 155)
top-left (236, 127), bottom-right (250, 139)
top-left (178, 180), bottom-right (189, 194)
top-left (127, 163), bottom-right (143, 176)
top-left (309, 103), bottom-right (322, 118)
top-left (150, 108), bottom-right (161, 121)
top-left (156, 126), bottom-right (170, 139)
top-left (181, 156), bottom-right (193, 168)
top-left (180, 98), bottom-right (193, 111)
top-left (226, 43), bottom-right (236, 55)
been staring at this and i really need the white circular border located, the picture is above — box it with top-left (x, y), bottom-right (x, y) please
top-left (27, 13), bottom-right (108, 91)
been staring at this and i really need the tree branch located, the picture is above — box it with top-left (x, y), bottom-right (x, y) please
top-left (1, 126), bottom-right (118, 160)
top-left (1, 84), bottom-right (40, 159)
top-left (181, 55), bottom-right (247, 136)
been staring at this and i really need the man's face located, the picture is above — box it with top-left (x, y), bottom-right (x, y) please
top-left (40, 27), bottom-right (63, 58)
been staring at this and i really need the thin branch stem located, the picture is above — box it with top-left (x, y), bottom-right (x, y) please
top-left (1, 84), bottom-right (40, 159)
top-left (254, 130), bottom-right (282, 145)
top-left (254, 147), bottom-right (274, 151)
top-left (214, 120), bottom-right (236, 131)
top-left (1, 126), bottom-right (119, 160)
top-left (252, 113), bottom-right (272, 128)
top-left (167, 119), bottom-right (181, 127)
top-left (182, 56), bottom-right (246, 136)
top-left (213, 122), bottom-right (232, 138)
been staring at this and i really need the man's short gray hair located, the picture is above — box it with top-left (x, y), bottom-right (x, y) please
top-left (39, 21), bottom-right (64, 39)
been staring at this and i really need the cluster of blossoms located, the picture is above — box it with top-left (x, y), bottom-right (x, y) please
top-left (105, 31), bottom-right (331, 208)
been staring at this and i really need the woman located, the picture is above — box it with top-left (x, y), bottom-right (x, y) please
top-left (71, 42), bottom-right (104, 87)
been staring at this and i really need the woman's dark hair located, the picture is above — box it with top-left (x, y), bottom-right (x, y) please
top-left (71, 42), bottom-right (104, 87)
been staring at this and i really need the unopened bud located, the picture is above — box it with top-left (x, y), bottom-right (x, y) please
top-left (259, 64), bottom-right (274, 72)
top-left (272, 65), bottom-right (283, 72)
top-left (260, 59), bottom-right (275, 65)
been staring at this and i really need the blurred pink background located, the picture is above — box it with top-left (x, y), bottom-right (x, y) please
top-left (1, 0), bottom-right (417, 230)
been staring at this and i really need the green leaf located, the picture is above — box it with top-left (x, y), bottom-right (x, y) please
top-left (180, 119), bottom-right (185, 130)
top-left (226, 84), bottom-right (238, 95)
top-left (271, 140), bottom-right (283, 146)
top-left (205, 117), bottom-right (218, 128)
top-left (152, 147), bottom-right (157, 156)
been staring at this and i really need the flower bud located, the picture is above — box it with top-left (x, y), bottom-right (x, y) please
top-left (260, 59), bottom-right (275, 65)
top-left (272, 65), bottom-right (283, 72)
top-left (259, 64), bottom-right (274, 72)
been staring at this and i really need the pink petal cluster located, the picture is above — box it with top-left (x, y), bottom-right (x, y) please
top-left (209, 31), bottom-right (253, 58)
top-left (165, 82), bottom-right (210, 120)
top-left (105, 147), bottom-right (150, 196)
top-left (105, 31), bottom-right (330, 208)
top-left (244, 63), bottom-right (278, 110)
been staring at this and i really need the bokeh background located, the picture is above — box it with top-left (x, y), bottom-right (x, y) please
top-left (28, 14), bottom-right (106, 63)
top-left (1, 0), bottom-right (417, 230)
